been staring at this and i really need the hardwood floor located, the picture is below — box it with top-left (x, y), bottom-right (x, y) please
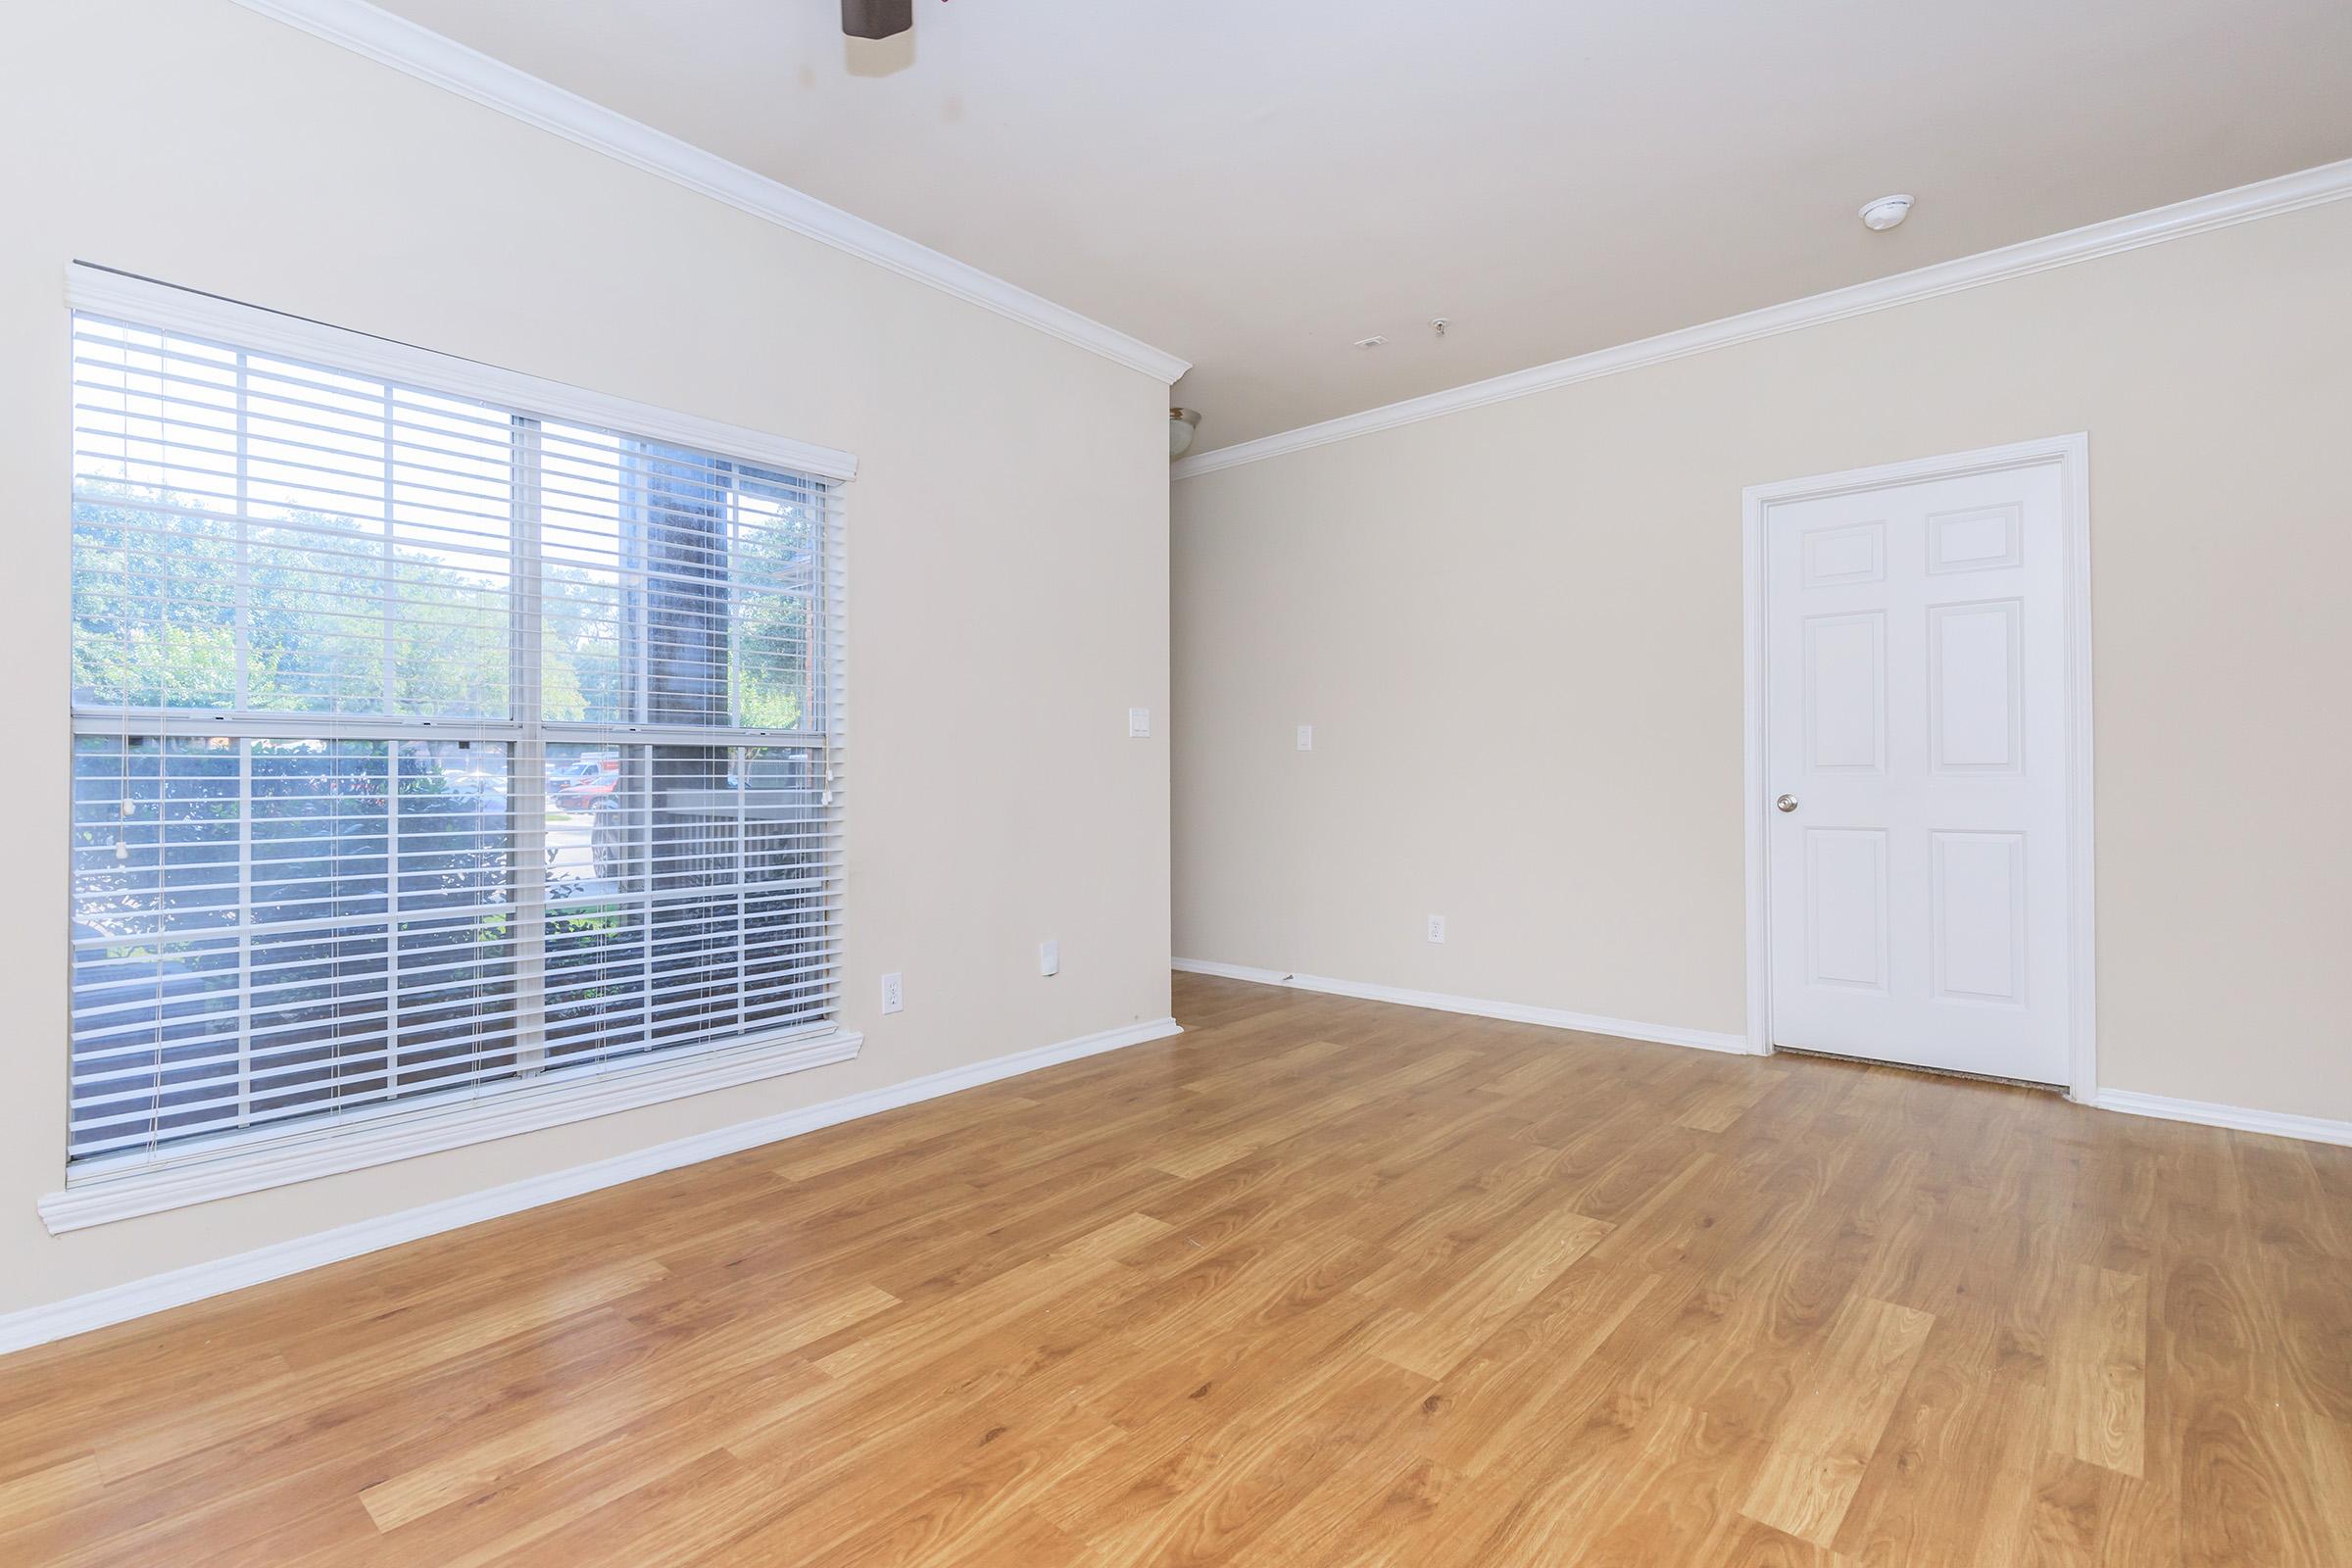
top-left (5, 970), bottom-right (2350, 1565)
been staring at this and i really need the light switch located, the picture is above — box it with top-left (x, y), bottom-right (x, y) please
top-left (1040, 939), bottom-right (1059, 977)
top-left (1129, 708), bottom-right (1152, 738)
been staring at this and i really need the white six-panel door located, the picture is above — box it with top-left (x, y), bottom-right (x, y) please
top-left (1763, 457), bottom-right (2074, 1084)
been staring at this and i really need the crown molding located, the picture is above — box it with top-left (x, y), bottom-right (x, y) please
top-left (1173, 157), bottom-right (2352, 480)
top-left (223, 0), bottom-right (1191, 385)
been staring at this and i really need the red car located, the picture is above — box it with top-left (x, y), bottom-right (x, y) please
top-left (552, 758), bottom-right (619, 811)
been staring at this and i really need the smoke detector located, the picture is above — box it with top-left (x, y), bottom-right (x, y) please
top-left (1859, 194), bottom-right (1914, 232)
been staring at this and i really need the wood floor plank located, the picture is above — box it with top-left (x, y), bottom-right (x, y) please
top-left (1152, 1046), bottom-right (1491, 1181)
top-left (9, 1310), bottom-right (651, 1568)
top-left (2047, 1265), bottom-right (2149, 1478)
top-left (1739, 1295), bottom-right (1937, 1547)
top-left (1367, 1200), bottom-right (1611, 1378)
top-left (1272, 1452), bottom-right (1464, 1568)
top-left (1069, 1348), bottom-right (1430, 1566)
top-left (1452, 1396), bottom-right (1720, 1565)
top-left (3, 969), bottom-right (2346, 1566)
top-left (1409, 1267), bottom-right (1661, 1478)
top-left (356, 1284), bottom-right (889, 1531)
top-left (1677, 1067), bottom-right (1792, 1133)
top-left (2300, 1411), bottom-right (2352, 1565)
top-left (349, 1359), bottom-right (847, 1568)
top-left (756, 1405), bottom-right (1121, 1568)
top-left (1829, 1309), bottom-right (2050, 1567)
top-left (0, 1453), bottom-right (103, 1530)
top-left (1704, 1513), bottom-right (1860, 1565)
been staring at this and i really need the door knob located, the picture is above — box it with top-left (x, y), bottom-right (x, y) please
top-left (1775, 794), bottom-right (1799, 813)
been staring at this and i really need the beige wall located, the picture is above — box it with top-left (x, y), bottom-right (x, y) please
top-left (1174, 196), bottom-right (2352, 1123)
top-left (0, 0), bottom-right (1172, 1317)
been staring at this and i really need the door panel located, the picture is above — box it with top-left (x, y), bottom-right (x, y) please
top-left (1766, 459), bottom-right (2071, 1084)
top-left (1804, 612), bottom-right (1886, 773)
top-left (1928, 600), bottom-right (2023, 773)
top-left (1931, 830), bottom-right (2026, 1005)
top-left (1927, 504), bottom-right (2023, 573)
top-left (1803, 519), bottom-right (1886, 585)
top-left (1805, 828), bottom-right (1888, 992)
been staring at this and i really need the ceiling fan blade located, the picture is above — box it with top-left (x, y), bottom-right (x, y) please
top-left (842, 0), bottom-right (913, 40)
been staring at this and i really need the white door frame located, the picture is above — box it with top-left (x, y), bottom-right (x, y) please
top-left (1741, 433), bottom-right (2097, 1100)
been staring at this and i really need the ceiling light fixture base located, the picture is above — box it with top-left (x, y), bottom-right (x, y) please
top-left (1859, 194), bottom-right (1915, 231)
top-left (841, 0), bottom-right (913, 41)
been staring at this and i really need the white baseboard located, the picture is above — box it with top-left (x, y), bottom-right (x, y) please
top-left (0, 1015), bottom-right (1181, 1357)
top-left (1174, 960), bottom-right (2352, 1150)
top-left (2091, 1089), bottom-right (2352, 1148)
top-left (1172, 957), bottom-right (1752, 1055)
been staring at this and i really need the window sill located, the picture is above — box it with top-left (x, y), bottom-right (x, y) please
top-left (39, 1025), bottom-right (862, 1234)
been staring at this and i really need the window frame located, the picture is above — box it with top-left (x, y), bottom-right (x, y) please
top-left (44, 266), bottom-right (859, 1232)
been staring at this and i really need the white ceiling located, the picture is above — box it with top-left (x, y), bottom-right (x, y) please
top-left (371, 0), bottom-right (2352, 455)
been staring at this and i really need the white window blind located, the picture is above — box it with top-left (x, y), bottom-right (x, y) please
top-left (68, 298), bottom-right (847, 1170)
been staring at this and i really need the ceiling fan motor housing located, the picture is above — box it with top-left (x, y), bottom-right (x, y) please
top-left (842, 0), bottom-right (913, 40)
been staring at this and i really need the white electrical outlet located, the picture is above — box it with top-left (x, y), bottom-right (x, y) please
top-left (1297, 724), bottom-right (1313, 751)
top-left (880, 971), bottom-right (904, 1014)
top-left (1128, 708), bottom-right (1152, 738)
top-left (1426, 914), bottom-right (1446, 944)
top-left (1039, 939), bottom-right (1059, 976)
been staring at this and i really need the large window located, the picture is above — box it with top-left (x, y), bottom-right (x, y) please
top-left (65, 285), bottom-right (848, 1177)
